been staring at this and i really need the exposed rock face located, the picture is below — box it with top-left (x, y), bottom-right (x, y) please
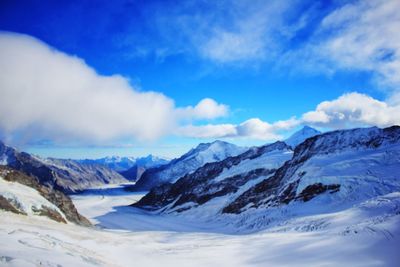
top-left (0, 166), bottom-right (91, 226)
top-left (133, 141), bottom-right (292, 212)
top-left (0, 141), bottom-right (128, 193)
top-left (0, 195), bottom-right (26, 215)
top-left (131, 140), bottom-right (246, 191)
top-left (223, 126), bottom-right (400, 214)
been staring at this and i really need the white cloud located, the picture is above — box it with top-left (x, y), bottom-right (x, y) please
top-left (0, 32), bottom-right (227, 144)
top-left (302, 92), bottom-right (400, 128)
top-left (177, 124), bottom-right (237, 139)
top-left (177, 117), bottom-right (300, 140)
top-left (178, 92), bottom-right (400, 140)
top-left (177, 98), bottom-right (229, 120)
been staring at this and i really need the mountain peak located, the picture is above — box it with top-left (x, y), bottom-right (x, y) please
top-left (285, 126), bottom-right (321, 147)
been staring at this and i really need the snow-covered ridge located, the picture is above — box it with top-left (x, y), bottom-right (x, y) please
top-left (132, 126), bottom-right (400, 233)
top-left (223, 126), bottom-right (400, 217)
top-left (0, 166), bottom-right (91, 226)
top-left (133, 141), bottom-right (292, 213)
top-left (132, 140), bottom-right (246, 191)
top-left (0, 175), bottom-right (67, 223)
top-left (284, 126), bottom-right (321, 147)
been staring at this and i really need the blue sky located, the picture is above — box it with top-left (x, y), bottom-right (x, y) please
top-left (0, 0), bottom-right (399, 159)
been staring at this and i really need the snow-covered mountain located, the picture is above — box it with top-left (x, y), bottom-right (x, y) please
top-left (284, 125), bottom-right (321, 147)
top-left (133, 141), bottom-right (292, 211)
top-left (224, 126), bottom-right (400, 215)
top-left (0, 141), bottom-right (128, 193)
top-left (0, 166), bottom-right (90, 226)
top-left (131, 140), bottom-right (246, 191)
top-left (78, 156), bottom-right (137, 172)
top-left (119, 155), bottom-right (169, 181)
top-left (133, 126), bottom-right (400, 232)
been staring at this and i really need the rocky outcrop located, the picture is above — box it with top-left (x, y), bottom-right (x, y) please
top-left (0, 166), bottom-right (91, 226)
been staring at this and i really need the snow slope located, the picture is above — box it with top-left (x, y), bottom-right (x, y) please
top-left (1, 190), bottom-right (399, 267)
top-left (0, 176), bottom-right (66, 222)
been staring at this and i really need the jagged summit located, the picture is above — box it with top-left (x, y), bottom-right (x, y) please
top-left (285, 125), bottom-right (321, 147)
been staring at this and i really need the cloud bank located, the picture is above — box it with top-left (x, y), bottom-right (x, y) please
top-left (0, 32), bottom-right (227, 144)
top-left (178, 93), bottom-right (400, 140)
top-left (1, 31), bottom-right (399, 144)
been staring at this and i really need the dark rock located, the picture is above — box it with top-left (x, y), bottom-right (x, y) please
top-left (0, 195), bottom-right (26, 215)
top-left (31, 206), bottom-right (67, 223)
top-left (297, 183), bottom-right (340, 202)
top-left (0, 166), bottom-right (91, 226)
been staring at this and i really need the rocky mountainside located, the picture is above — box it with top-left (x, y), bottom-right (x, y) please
top-left (131, 140), bottom-right (246, 191)
top-left (133, 141), bottom-right (293, 211)
top-left (132, 126), bottom-right (400, 230)
top-left (0, 166), bottom-right (91, 226)
top-left (0, 141), bottom-right (128, 193)
top-left (223, 126), bottom-right (400, 214)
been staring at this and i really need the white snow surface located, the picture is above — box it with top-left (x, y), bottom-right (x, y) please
top-left (0, 176), bottom-right (66, 221)
top-left (215, 149), bottom-right (292, 182)
top-left (0, 187), bottom-right (399, 267)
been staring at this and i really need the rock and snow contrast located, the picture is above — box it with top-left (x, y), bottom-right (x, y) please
top-left (1, 126), bottom-right (400, 266)
top-left (131, 140), bottom-right (246, 191)
top-left (0, 166), bottom-right (90, 226)
top-left (1, 180), bottom-right (399, 267)
top-left (134, 126), bottom-right (400, 233)
top-left (0, 141), bottom-right (129, 193)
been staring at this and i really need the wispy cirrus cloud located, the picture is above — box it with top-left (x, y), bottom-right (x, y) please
top-left (283, 0), bottom-right (400, 93)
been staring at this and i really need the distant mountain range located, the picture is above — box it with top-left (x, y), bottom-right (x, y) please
top-left (77, 156), bottom-right (138, 172)
top-left (78, 155), bottom-right (169, 181)
top-left (0, 141), bottom-right (131, 193)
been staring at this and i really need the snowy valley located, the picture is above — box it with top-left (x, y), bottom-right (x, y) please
top-left (1, 126), bottom-right (400, 266)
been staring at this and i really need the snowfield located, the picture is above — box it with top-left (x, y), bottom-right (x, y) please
top-left (1, 185), bottom-right (399, 267)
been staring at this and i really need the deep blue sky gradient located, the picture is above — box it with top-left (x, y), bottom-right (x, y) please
top-left (0, 0), bottom-right (386, 158)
